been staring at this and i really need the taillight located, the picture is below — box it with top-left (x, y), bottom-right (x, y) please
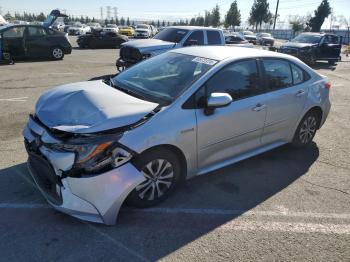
top-left (325, 82), bottom-right (331, 89)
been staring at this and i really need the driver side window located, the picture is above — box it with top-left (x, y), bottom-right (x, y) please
top-left (184, 31), bottom-right (204, 46)
top-left (205, 59), bottom-right (262, 100)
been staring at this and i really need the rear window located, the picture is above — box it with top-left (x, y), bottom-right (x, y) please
top-left (263, 59), bottom-right (293, 90)
top-left (207, 31), bottom-right (221, 45)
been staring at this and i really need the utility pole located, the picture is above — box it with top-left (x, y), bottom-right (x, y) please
top-left (100, 7), bottom-right (103, 20)
top-left (106, 6), bottom-right (111, 20)
top-left (273, 0), bottom-right (279, 30)
top-left (113, 7), bottom-right (118, 20)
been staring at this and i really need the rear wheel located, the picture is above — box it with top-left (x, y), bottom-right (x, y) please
top-left (292, 111), bottom-right (320, 147)
top-left (127, 148), bottom-right (182, 208)
top-left (51, 47), bottom-right (64, 60)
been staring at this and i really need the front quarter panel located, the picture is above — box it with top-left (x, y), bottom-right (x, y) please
top-left (119, 105), bottom-right (198, 178)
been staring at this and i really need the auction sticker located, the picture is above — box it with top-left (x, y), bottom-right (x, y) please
top-left (192, 57), bottom-right (217, 65)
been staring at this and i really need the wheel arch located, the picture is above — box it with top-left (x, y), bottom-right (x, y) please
top-left (135, 144), bottom-right (188, 182)
top-left (306, 106), bottom-right (323, 129)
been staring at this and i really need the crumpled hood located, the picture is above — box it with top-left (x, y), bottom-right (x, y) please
top-left (122, 39), bottom-right (175, 53)
top-left (281, 42), bottom-right (316, 49)
top-left (35, 80), bottom-right (158, 134)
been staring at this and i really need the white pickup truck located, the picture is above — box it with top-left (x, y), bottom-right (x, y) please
top-left (116, 26), bottom-right (225, 70)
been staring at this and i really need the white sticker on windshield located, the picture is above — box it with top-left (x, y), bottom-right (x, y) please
top-left (177, 31), bottom-right (187, 34)
top-left (192, 57), bottom-right (217, 66)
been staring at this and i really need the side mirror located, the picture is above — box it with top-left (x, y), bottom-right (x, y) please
top-left (205, 92), bottom-right (232, 115)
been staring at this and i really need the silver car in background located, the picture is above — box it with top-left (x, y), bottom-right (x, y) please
top-left (23, 46), bottom-right (331, 225)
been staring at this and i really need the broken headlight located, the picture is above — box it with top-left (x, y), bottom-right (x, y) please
top-left (51, 142), bottom-right (133, 174)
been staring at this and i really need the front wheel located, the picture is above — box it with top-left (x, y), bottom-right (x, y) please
top-left (292, 111), bottom-right (320, 147)
top-left (127, 149), bottom-right (182, 208)
top-left (51, 47), bottom-right (64, 60)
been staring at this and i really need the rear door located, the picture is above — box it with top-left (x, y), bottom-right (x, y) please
top-left (2, 26), bottom-right (26, 58)
top-left (260, 58), bottom-right (309, 145)
top-left (195, 59), bottom-right (268, 172)
top-left (25, 26), bottom-right (50, 57)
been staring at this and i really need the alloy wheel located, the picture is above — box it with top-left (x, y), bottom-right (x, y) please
top-left (299, 116), bottom-right (317, 144)
top-left (135, 159), bottom-right (174, 201)
top-left (52, 48), bottom-right (63, 59)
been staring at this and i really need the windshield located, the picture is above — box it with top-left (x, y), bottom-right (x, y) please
top-left (137, 25), bottom-right (149, 29)
top-left (113, 52), bottom-right (217, 105)
top-left (292, 34), bottom-right (321, 44)
top-left (153, 28), bottom-right (189, 43)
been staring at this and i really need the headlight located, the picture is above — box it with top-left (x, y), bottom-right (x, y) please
top-left (50, 141), bottom-right (133, 174)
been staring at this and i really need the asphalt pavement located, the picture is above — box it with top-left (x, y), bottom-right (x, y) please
top-left (0, 36), bottom-right (349, 262)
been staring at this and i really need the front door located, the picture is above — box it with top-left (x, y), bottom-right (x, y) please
top-left (25, 26), bottom-right (50, 58)
top-left (2, 26), bottom-right (26, 58)
top-left (195, 59), bottom-right (267, 172)
top-left (319, 35), bottom-right (342, 59)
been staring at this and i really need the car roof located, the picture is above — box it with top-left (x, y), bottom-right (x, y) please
top-left (171, 46), bottom-right (291, 61)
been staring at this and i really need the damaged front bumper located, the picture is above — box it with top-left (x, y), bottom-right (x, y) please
top-left (23, 117), bottom-right (145, 225)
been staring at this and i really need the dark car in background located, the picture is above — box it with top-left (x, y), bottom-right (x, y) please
top-left (279, 32), bottom-right (342, 65)
top-left (256, 32), bottom-right (275, 46)
top-left (77, 30), bottom-right (128, 49)
top-left (0, 24), bottom-right (72, 60)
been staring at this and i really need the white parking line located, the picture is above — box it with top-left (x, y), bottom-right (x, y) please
top-left (1, 203), bottom-right (350, 234)
top-left (219, 220), bottom-right (350, 235)
top-left (2, 203), bottom-right (350, 220)
top-left (0, 97), bottom-right (28, 102)
top-left (129, 207), bottom-right (350, 220)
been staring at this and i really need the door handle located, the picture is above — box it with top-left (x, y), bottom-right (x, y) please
top-left (252, 103), bottom-right (266, 112)
top-left (295, 90), bottom-right (306, 97)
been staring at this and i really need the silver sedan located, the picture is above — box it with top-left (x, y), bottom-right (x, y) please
top-left (23, 46), bottom-right (331, 225)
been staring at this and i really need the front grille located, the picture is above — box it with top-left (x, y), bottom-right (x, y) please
top-left (120, 46), bottom-right (143, 63)
top-left (25, 141), bottom-right (63, 205)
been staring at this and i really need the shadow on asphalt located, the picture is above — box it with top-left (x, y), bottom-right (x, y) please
top-left (0, 143), bottom-right (319, 260)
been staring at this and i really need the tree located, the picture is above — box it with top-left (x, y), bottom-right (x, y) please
top-left (162, 20), bottom-right (166, 27)
top-left (204, 10), bottom-right (211, 27)
top-left (4, 11), bottom-right (12, 21)
top-left (289, 16), bottom-right (306, 36)
top-left (157, 20), bottom-right (160, 27)
top-left (224, 1), bottom-right (241, 29)
top-left (211, 4), bottom-right (220, 27)
top-left (248, 0), bottom-right (272, 31)
top-left (120, 17), bottom-right (125, 25)
top-left (307, 0), bottom-right (331, 32)
top-left (127, 17), bottom-right (130, 26)
top-left (115, 17), bottom-right (119, 25)
top-left (195, 16), bottom-right (205, 26)
top-left (190, 17), bottom-right (196, 26)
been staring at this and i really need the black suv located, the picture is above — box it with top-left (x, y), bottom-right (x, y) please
top-left (279, 32), bottom-right (342, 65)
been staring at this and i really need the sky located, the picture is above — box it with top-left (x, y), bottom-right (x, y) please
top-left (1, 0), bottom-right (349, 26)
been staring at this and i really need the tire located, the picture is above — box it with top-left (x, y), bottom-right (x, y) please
top-left (307, 54), bottom-right (316, 66)
top-left (292, 111), bottom-right (320, 147)
top-left (51, 47), bottom-right (64, 60)
top-left (127, 148), bottom-right (182, 208)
